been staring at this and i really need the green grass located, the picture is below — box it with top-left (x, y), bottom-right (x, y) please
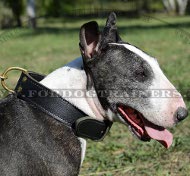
top-left (0, 15), bottom-right (190, 176)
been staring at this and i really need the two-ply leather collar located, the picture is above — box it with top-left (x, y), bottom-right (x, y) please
top-left (14, 71), bottom-right (112, 141)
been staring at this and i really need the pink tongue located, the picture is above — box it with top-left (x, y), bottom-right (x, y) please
top-left (143, 119), bottom-right (173, 149)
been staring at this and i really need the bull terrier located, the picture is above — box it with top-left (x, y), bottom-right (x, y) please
top-left (0, 12), bottom-right (188, 176)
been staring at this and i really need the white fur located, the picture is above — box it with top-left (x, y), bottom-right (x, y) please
top-left (106, 108), bottom-right (118, 122)
top-left (78, 137), bottom-right (86, 165)
top-left (40, 57), bottom-right (104, 120)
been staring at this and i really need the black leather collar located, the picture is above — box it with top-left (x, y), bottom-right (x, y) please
top-left (14, 71), bottom-right (112, 141)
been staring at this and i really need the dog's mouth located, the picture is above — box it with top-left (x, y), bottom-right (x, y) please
top-left (117, 105), bottom-right (173, 148)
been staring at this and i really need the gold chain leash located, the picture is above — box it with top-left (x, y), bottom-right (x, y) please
top-left (0, 67), bottom-right (27, 93)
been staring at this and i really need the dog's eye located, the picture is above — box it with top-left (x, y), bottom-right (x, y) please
top-left (135, 70), bottom-right (146, 76)
top-left (134, 68), bottom-right (149, 82)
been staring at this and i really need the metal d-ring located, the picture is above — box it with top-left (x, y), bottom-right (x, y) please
top-left (0, 67), bottom-right (27, 93)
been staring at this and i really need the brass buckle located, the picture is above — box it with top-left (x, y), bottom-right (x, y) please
top-left (0, 67), bottom-right (27, 93)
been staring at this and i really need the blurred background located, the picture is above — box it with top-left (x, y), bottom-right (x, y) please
top-left (0, 0), bottom-right (190, 29)
top-left (0, 0), bottom-right (190, 176)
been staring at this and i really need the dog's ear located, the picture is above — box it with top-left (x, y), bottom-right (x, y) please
top-left (79, 12), bottom-right (121, 60)
top-left (79, 21), bottom-right (100, 59)
top-left (100, 12), bottom-right (122, 49)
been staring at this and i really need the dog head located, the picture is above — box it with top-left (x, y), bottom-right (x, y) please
top-left (79, 12), bottom-right (188, 148)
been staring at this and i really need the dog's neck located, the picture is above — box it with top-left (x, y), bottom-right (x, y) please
top-left (40, 57), bottom-right (105, 121)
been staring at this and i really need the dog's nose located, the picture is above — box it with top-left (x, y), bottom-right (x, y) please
top-left (176, 107), bottom-right (188, 121)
